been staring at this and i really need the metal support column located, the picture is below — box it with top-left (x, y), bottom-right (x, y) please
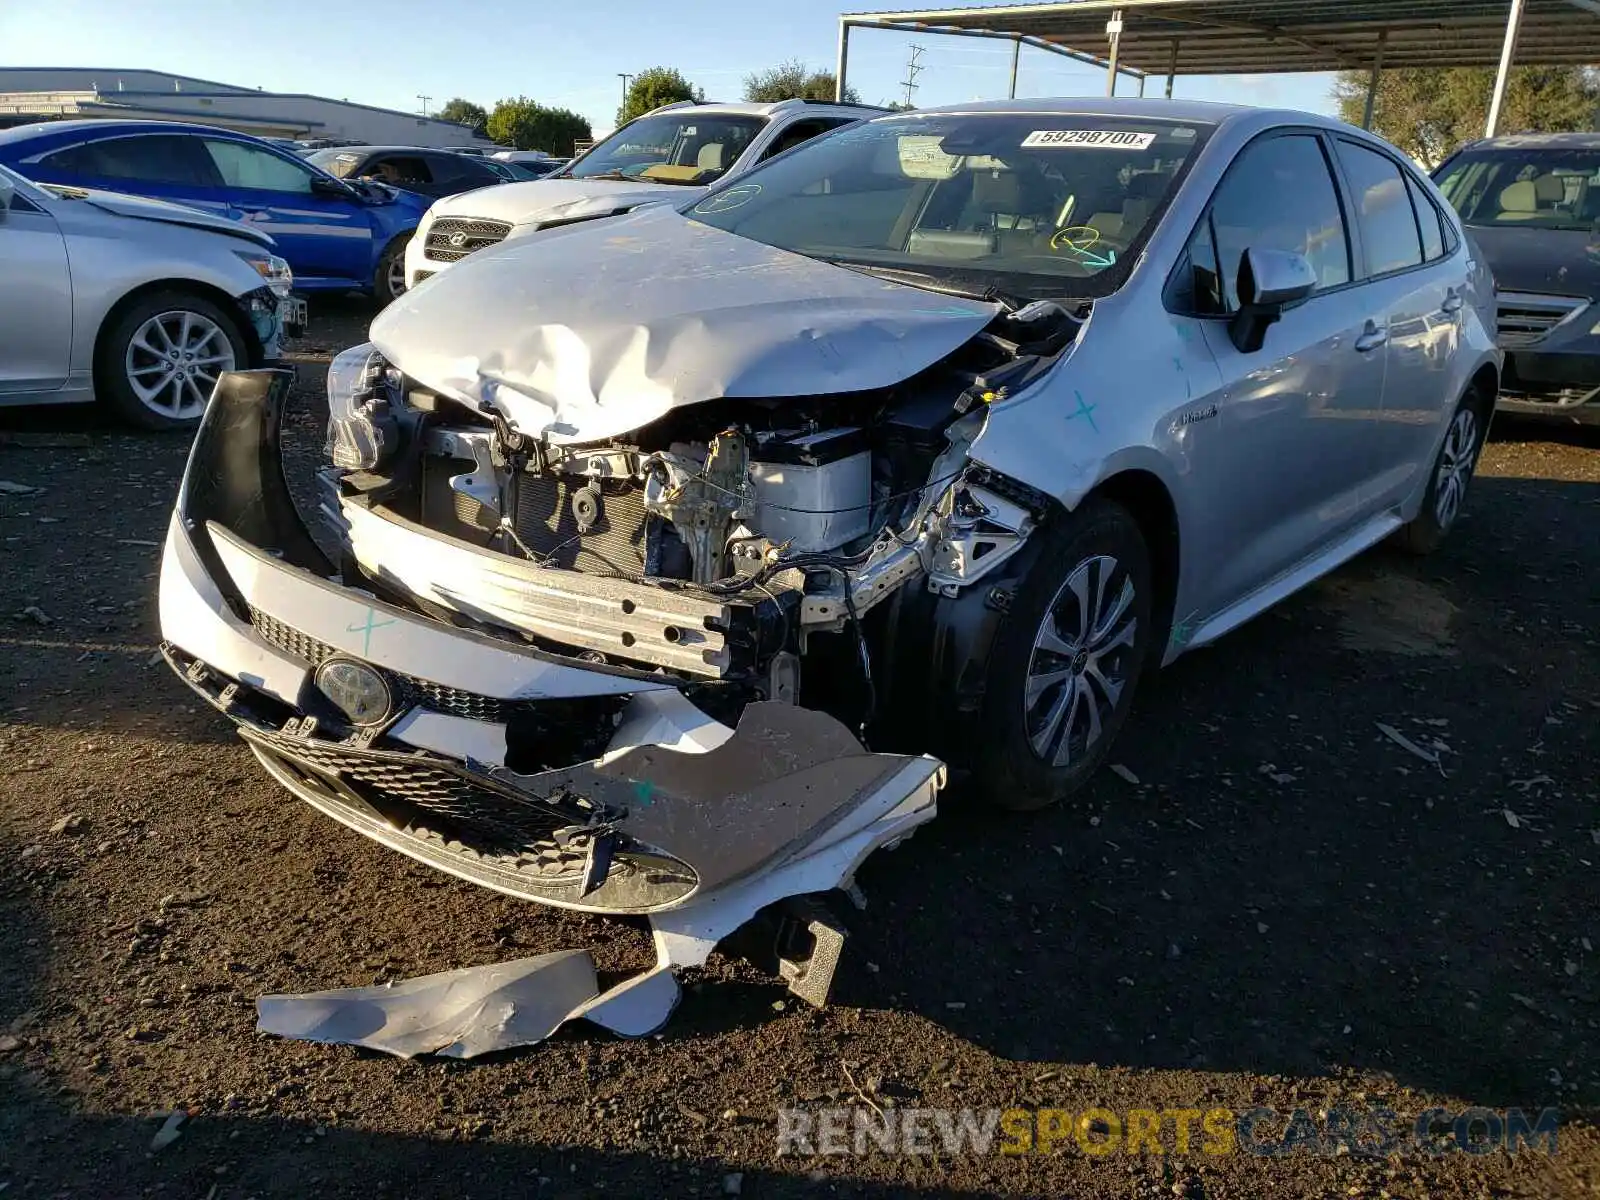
top-left (1106, 9), bottom-right (1124, 97)
top-left (1009, 34), bottom-right (1022, 98)
top-left (1486, 0), bottom-right (1526, 137)
top-left (1361, 30), bottom-right (1388, 129)
top-left (1165, 38), bottom-right (1179, 98)
top-left (836, 21), bottom-right (852, 102)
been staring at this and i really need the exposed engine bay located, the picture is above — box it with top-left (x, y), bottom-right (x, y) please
top-left (318, 298), bottom-right (1080, 747)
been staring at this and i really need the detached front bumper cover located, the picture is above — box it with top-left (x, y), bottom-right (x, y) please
top-left (158, 369), bottom-right (944, 1048)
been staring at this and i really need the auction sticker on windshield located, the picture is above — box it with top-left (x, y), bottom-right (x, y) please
top-left (1023, 130), bottom-right (1157, 150)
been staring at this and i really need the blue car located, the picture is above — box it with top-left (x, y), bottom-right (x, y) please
top-left (0, 120), bottom-right (427, 302)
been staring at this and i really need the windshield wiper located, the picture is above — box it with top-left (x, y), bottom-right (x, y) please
top-left (822, 259), bottom-right (1024, 312)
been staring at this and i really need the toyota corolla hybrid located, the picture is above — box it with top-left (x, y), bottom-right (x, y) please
top-left (158, 99), bottom-right (1497, 923)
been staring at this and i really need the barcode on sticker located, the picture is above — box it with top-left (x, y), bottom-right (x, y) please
top-left (1023, 130), bottom-right (1157, 150)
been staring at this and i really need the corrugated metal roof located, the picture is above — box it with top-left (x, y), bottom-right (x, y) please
top-left (842, 0), bottom-right (1600, 74)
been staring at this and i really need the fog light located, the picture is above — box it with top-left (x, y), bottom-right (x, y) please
top-left (313, 658), bottom-right (393, 726)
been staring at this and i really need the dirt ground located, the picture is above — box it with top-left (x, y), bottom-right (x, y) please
top-left (2, 297), bottom-right (1599, 1199)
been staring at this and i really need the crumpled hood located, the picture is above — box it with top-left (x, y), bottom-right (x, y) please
top-left (431, 178), bottom-right (692, 228)
top-left (371, 204), bottom-right (997, 445)
top-left (49, 186), bottom-right (274, 248)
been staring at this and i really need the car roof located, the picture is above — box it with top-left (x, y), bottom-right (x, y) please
top-left (0, 118), bottom-right (275, 147)
top-left (649, 99), bottom-right (889, 119)
top-left (888, 96), bottom-right (1311, 126)
top-left (1459, 131), bottom-right (1600, 150)
top-left (313, 145), bottom-right (477, 157)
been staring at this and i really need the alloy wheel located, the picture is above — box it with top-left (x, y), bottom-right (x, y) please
top-left (1434, 406), bottom-right (1479, 531)
top-left (387, 254), bottom-right (407, 297)
top-left (1022, 554), bottom-right (1139, 767)
top-left (124, 310), bottom-right (235, 421)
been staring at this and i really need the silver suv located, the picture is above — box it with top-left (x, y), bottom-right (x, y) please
top-left (403, 98), bottom-right (883, 288)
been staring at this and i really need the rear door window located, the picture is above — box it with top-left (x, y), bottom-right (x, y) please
top-left (41, 135), bottom-right (217, 186)
top-left (1334, 139), bottom-right (1424, 277)
top-left (1203, 133), bottom-right (1352, 312)
top-left (1405, 174), bottom-right (1446, 261)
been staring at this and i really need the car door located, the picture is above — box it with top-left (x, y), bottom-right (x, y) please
top-left (1329, 137), bottom-right (1461, 505)
top-left (0, 184), bottom-right (73, 395)
top-left (422, 152), bottom-right (490, 197)
top-left (199, 137), bottom-right (374, 287)
top-left (361, 152), bottom-right (440, 197)
top-left (31, 133), bottom-right (224, 214)
top-left (1176, 130), bottom-right (1387, 614)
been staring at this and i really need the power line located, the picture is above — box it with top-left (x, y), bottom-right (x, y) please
top-left (900, 44), bottom-right (926, 108)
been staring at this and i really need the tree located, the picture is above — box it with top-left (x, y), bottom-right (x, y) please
top-left (742, 59), bottom-right (860, 104)
top-left (618, 67), bottom-right (704, 126)
top-left (486, 97), bottom-right (593, 155)
top-left (437, 97), bottom-right (488, 134)
top-left (1333, 66), bottom-right (1600, 168)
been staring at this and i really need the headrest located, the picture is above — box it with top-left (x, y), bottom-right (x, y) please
top-left (697, 143), bottom-right (725, 171)
top-left (972, 167), bottom-right (1050, 215)
top-left (1499, 180), bottom-right (1538, 213)
top-left (1533, 174), bottom-right (1566, 203)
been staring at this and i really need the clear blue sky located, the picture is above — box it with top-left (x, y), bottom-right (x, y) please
top-left (0, 0), bottom-right (1339, 135)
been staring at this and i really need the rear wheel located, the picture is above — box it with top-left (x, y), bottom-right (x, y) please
top-left (976, 499), bottom-right (1153, 811)
top-left (96, 291), bottom-right (246, 431)
top-left (1394, 386), bottom-right (1489, 555)
top-left (375, 234), bottom-right (412, 304)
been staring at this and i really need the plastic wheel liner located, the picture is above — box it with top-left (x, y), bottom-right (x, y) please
top-left (158, 369), bottom-right (943, 1051)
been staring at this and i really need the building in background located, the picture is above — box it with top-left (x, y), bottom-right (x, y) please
top-left (0, 67), bottom-right (491, 148)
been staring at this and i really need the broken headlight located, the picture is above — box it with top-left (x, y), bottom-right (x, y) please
top-left (325, 342), bottom-right (398, 471)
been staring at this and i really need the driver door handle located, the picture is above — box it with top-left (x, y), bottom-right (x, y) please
top-left (1355, 320), bottom-right (1389, 353)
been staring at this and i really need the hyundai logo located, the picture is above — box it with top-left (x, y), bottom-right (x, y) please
top-left (447, 231), bottom-right (469, 248)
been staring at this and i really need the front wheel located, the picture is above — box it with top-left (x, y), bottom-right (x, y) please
top-left (374, 234), bottom-right (412, 305)
top-left (96, 291), bottom-right (247, 431)
top-left (1394, 387), bottom-right (1489, 555)
top-left (976, 498), bottom-right (1154, 811)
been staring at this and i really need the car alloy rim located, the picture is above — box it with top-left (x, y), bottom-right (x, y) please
top-left (1023, 554), bottom-right (1138, 767)
top-left (388, 254), bottom-right (407, 296)
top-left (125, 310), bottom-right (235, 420)
top-left (1434, 406), bottom-right (1479, 530)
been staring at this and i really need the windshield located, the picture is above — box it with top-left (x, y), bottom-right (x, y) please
top-left (1435, 146), bottom-right (1600, 231)
top-left (684, 113), bottom-right (1210, 299)
top-left (564, 112), bottom-right (765, 185)
top-left (308, 149), bottom-right (363, 178)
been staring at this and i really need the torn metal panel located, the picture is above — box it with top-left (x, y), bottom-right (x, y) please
top-left (255, 949), bottom-right (607, 1058)
top-left (370, 205), bottom-right (995, 444)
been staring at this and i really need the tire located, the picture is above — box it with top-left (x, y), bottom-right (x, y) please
top-left (1393, 385), bottom-right (1490, 556)
top-left (96, 290), bottom-right (248, 432)
top-left (975, 498), bottom-right (1154, 811)
top-left (374, 234), bottom-right (412, 305)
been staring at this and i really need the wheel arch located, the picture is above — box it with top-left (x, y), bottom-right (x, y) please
top-left (93, 277), bottom-right (260, 388)
top-left (1084, 468), bottom-right (1182, 663)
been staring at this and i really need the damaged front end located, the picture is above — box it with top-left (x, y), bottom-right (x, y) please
top-left (160, 272), bottom-right (1076, 1031)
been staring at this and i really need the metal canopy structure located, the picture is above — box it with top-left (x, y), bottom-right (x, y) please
top-left (836, 0), bottom-right (1600, 135)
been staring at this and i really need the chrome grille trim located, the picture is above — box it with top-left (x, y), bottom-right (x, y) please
top-left (1495, 291), bottom-right (1588, 349)
top-left (423, 217), bottom-right (511, 263)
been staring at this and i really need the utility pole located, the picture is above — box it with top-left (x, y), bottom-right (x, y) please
top-left (900, 44), bottom-right (926, 109)
top-left (618, 73), bottom-right (634, 116)
top-left (416, 94), bottom-right (431, 117)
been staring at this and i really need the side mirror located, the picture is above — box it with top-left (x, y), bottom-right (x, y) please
top-left (1228, 247), bottom-right (1317, 353)
top-left (0, 177), bottom-right (14, 216)
top-left (311, 175), bottom-right (356, 200)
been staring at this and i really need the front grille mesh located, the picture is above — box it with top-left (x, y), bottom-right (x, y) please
top-left (248, 608), bottom-right (517, 723)
top-left (249, 729), bottom-right (593, 880)
top-left (424, 217), bottom-right (511, 263)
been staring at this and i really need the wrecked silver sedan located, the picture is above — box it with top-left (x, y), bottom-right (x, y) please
top-left (160, 100), bottom-right (1498, 1023)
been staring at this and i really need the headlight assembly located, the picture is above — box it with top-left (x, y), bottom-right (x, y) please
top-left (235, 250), bottom-right (294, 298)
top-left (325, 342), bottom-right (398, 471)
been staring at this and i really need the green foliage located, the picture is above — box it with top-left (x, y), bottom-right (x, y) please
top-left (1333, 67), bottom-right (1600, 167)
top-left (436, 97), bottom-right (487, 134)
top-left (485, 97), bottom-right (593, 155)
top-left (742, 59), bottom-right (859, 104)
top-left (618, 67), bottom-right (704, 126)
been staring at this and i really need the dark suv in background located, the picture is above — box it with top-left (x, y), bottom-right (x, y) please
top-left (1435, 132), bottom-right (1600, 425)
